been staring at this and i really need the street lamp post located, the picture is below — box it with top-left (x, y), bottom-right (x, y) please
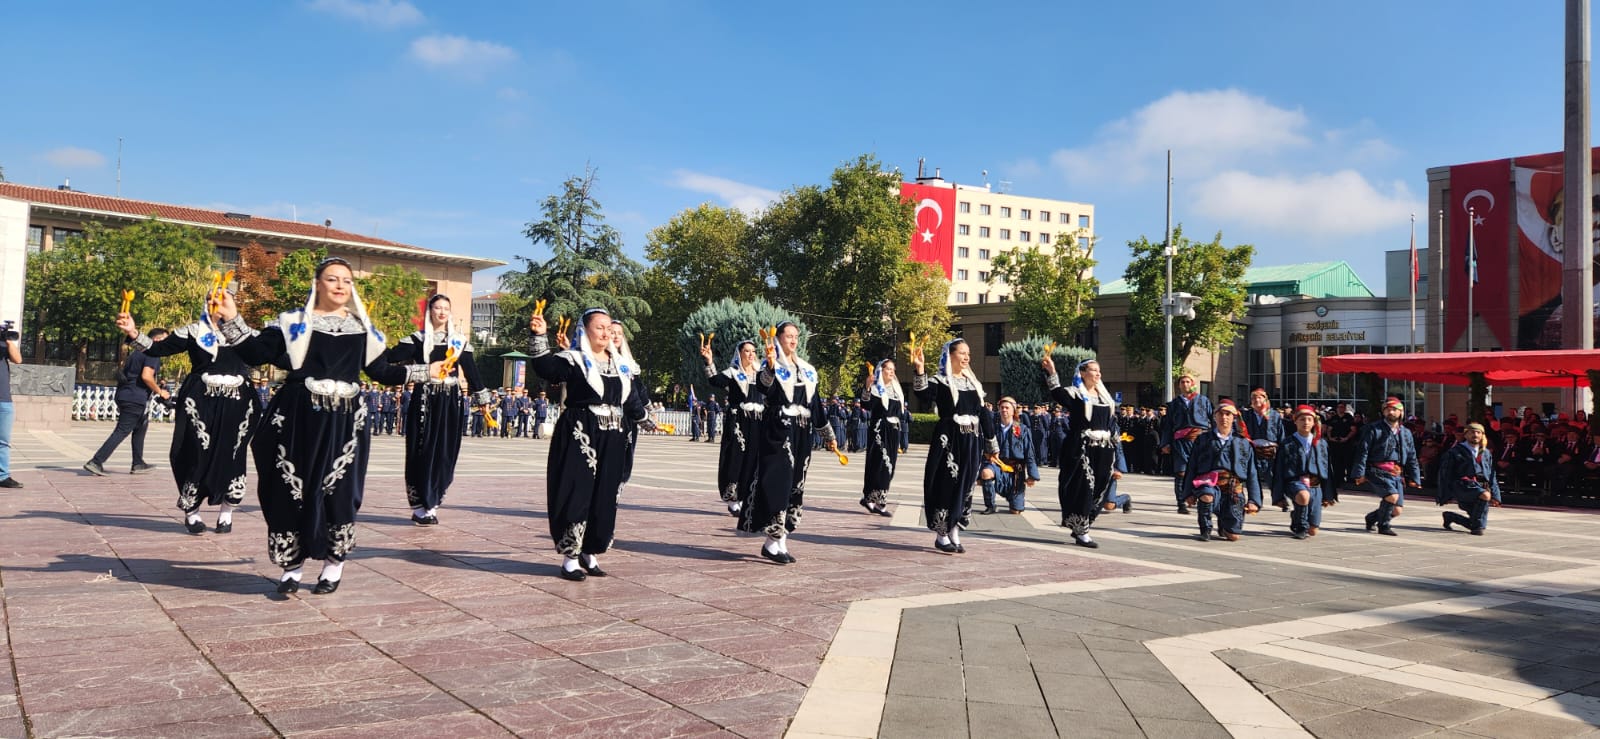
top-left (1163, 150), bottom-right (1174, 403)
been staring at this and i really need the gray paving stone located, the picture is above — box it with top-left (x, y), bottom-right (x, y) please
top-left (1048, 708), bottom-right (1141, 736)
top-left (1035, 672), bottom-right (1124, 714)
top-left (966, 701), bottom-right (1056, 738)
top-left (1302, 707), bottom-right (1439, 739)
top-left (1367, 639), bottom-right (1469, 664)
top-left (1235, 660), bottom-right (1350, 690)
top-left (1028, 649), bottom-right (1104, 677)
top-left (1452, 708), bottom-right (1596, 738)
top-left (1511, 664), bottom-right (1600, 692)
top-left (1309, 629), bottom-right (1408, 650)
top-left (1134, 716), bottom-right (1232, 738)
top-left (1550, 652), bottom-right (1600, 674)
top-left (1092, 649), bottom-right (1178, 684)
top-left (1373, 692), bottom-right (1506, 727)
top-left (962, 665), bottom-right (1045, 708)
top-left (879, 695), bottom-right (969, 739)
top-left (888, 659), bottom-right (966, 700)
top-left (1111, 678), bottom-right (1209, 721)
top-left (1315, 675), bottom-right (1428, 707)
top-left (1267, 688), bottom-right (1361, 722)
top-left (1214, 648), bottom-right (1281, 670)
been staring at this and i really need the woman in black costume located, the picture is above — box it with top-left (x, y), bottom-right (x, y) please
top-left (859, 359), bottom-right (903, 517)
top-left (912, 339), bottom-right (998, 554)
top-left (739, 322), bottom-right (835, 564)
top-left (703, 339), bottom-right (764, 516)
top-left (1041, 357), bottom-right (1121, 549)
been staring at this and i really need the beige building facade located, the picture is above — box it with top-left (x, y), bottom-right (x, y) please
top-left (933, 179), bottom-right (1095, 306)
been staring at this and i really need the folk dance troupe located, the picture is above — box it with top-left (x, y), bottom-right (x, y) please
top-left (105, 270), bottom-right (1512, 594)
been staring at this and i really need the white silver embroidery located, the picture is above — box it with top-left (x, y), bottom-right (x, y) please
top-left (185, 397), bottom-right (211, 451)
top-left (267, 531), bottom-right (302, 567)
top-left (557, 521), bottom-right (587, 557)
top-left (271, 411), bottom-right (285, 428)
top-left (733, 421), bottom-right (746, 453)
top-left (573, 423), bottom-right (598, 472)
top-left (328, 522), bottom-right (357, 558)
top-left (275, 445), bottom-right (305, 502)
top-left (941, 434), bottom-right (958, 479)
top-left (930, 507), bottom-right (950, 535)
top-left (176, 481), bottom-right (199, 512)
top-left (226, 474), bottom-right (247, 505)
top-left (322, 402), bottom-right (366, 493)
top-left (232, 402), bottom-right (253, 457)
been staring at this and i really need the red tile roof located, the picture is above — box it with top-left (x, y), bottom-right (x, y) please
top-left (0, 182), bottom-right (429, 252)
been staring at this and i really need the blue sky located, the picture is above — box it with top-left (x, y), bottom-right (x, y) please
top-left (2, 1), bottom-right (1586, 297)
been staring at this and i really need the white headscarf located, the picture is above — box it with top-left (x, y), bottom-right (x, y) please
top-left (188, 289), bottom-right (225, 360)
top-left (726, 339), bottom-right (758, 395)
top-left (768, 320), bottom-right (818, 400)
top-left (562, 308), bottom-right (632, 403)
top-left (937, 339), bottom-right (985, 404)
top-left (1069, 358), bottom-right (1113, 423)
top-left (279, 257), bottom-right (386, 371)
top-left (869, 358), bottom-right (904, 404)
top-left (420, 294), bottom-right (470, 365)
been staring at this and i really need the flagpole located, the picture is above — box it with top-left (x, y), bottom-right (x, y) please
top-left (1409, 213), bottom-right (1417, 410)
top-left (1467, 206), bottom-right (1476, 354)
top-left (1437, 207), bottom-right (1446, 422)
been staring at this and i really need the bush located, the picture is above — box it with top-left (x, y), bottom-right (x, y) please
top-left (998, 337), bottom-right (1095, 405)
top-left (679, 298), bottom-right (805, 402)
top-left (908, 412), bottom-right (940, 445)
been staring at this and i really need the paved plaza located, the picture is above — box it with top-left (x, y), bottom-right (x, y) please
top-left (1, 424), bottom-right (1600, 737)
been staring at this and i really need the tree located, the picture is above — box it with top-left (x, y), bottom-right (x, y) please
top-left (998, 337), bottom-right (1096, 406)
top-left (263, 247), bottom-right (327, 317)
top-left (357, 263), bottom-right (431, 345)
top-left (497, 167), bottom-right (650, 345)
top-left (1122, 225), bottom-right (1254, 381)
top-left (25, 220), bottom-right (215, 375)
top-left (677, 298), bottom-right (804, 404)
top-left (988, 232), bottom-right (1098, 342)
top-left (751, 154), bottom-right (952, 385)
top-left (233, 242), bottom-right (282, 324)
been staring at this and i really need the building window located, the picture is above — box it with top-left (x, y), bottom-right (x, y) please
top-left (978, 248), bottom-right (990, 259)
top-left (999, 294), bottom-right (1009, 302)
top-left (1079, 214), bottom-right (1091, 229)
top-left (1040, 210), bottom-right (1051, 222)
top-left (978, 293), bottom-right (988, 304)
top-left (955, 291), bottom-right (969, 302)
top-left (957, 247), bottom-right (970, 258)
top-left (984, 322), bottom-right (1004, 355)
top-left (53, 227), bottom-right (84, 243)
top-left (978, 270), bottom-right (990, 282)
top-left (1074, 319), bottom-right (1100, 353)
top-left (999, 229), bottom-right (1011, 240)
top-left (1059, 212), bottom-right (1070, 224)
top-left (1020, 208), bottom-right (1031, 220)
top-left (995, 273), bottom-right (1007, 284)
top-left (214, 246), bottom-right (241, 270)
top-left (956, 268), bottom-right (969, 280)
top-left (958, 224), bottom-right (970, 235)
top-left (26, 226), bottom-right (43, 254)
top-left (1040, 232), bottom-right (1051, 244)
top-left (1020, 231), bottom-right (1031, 242)
top-left (979, 226), bottom-right (991, 238)
top-left (959, 201), bottom-right (971, 213)
top-left (999, 206), bottom-right (1012, 218)
top-left (980, 204), bottom-right (991, 215)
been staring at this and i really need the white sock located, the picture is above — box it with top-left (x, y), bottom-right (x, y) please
top-left (1077, 532), bottom-right (1094, 543)
top-left (935, 534), bottom-right (951, 547)
top-left (318, 560), bottom-right (344, 583)
top-left (775, 536), bottom-right (790, 554)
top-left (186, 512), bottom-right (202, 525)
top-left (948, 526), bottom-right (961, 545)
top-left (412, 507), bottom-right (427, 517)
top-left (563, 556), bottom-right (582, 572)
top-left (764, 536), bottom-right (783, 554)
top-left (280, 567), bottom-right (303, 583)
top-left (582, 553), bottom-right (600, 569)
top-left (426, 507), bottom-right (438, 518)
top-left (217, 504), bottom-right (234, 525)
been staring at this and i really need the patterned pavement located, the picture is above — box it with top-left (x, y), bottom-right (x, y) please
top-left (1, 424), bottom-right (1599, 737)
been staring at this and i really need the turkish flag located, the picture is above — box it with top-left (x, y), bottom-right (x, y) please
top-left (1445, 159), bottom-right (1513, 351)
top-left (900, 182), bottom-right (956, 279)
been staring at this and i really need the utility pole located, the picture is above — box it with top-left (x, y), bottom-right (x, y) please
top-left (1163, 150), bottom-right (1174, 403)
top-left (1564, 0), bottom-right (1594, 415)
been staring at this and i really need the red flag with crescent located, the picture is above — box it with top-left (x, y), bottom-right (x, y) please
top-left (900, 181), bottom-right (956, 279)
top-left (1445, 159), bottom-right (1513, 351)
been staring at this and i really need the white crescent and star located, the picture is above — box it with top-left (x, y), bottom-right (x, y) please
top-left (1463, 189), bottom-right (1495, 226)
top-left (915, 198), bottom-right (943, 244)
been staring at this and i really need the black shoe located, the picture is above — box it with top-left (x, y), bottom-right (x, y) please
top-left (1365, 518), bottom-right (1377, 532)
top-left (1073, 534), bottom-right (1100, 549)
top-left (215, 522), bottom-right (232, 534)
top-left (1178, 504), bottom-right (1189, 515)
top-left (410, 513), bottom-right (438, 526)
top-left (782, 551), bottom-right (798, 563)
top-left (1195, 532), bottom-right (1213, 541)
top-left (953, 543), bottom-right (965, 554)
top-left (760, 546), bottom-right (789, 565)
top-left (558, 566), bottom-right (587, 581)
top-left (130, 463), bottom-right (155, 474)
top-left (276, 578), bottom-right (300, 594)
top-left (83, 461), bottom-right (107, 477)
top-left (1292, 531), bottom-right (1308, 540)
top-left (1378, 527), bottom-right (1398, 537)
top-left (859, 498), bottom-right (874, 513)
top-left (876, 507), bottom-right (893, 518)
top-left (313, 578), bottom-right (340, 594)
top-left (1470, 528), bottom-right (1485, 536)
top-left (580, 556), bottom-right (608, 577)
top-left (0, 477), bottom-right (22, 488)
top-left (1442, 516), bottom-right (1454, 531)
top-left (980, 506), bottom-right (997, 515)
top-left (184, 518), bottom-right (207, 534)
top-left (1122, 501), bottom-right (1132, 514)
top-left (934, 540), bottom-right (960, 554)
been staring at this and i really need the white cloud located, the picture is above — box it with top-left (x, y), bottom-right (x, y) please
top-left (40, 147), bottom-right (106, 169)
top-left (1050, 89), bottom-right (1311, 187)
top-left (1189, 170), bottom-right (1422, 236)
top-left (496, 87), bottom-right (527, 101)
top-left (307, 0), bottom-right (423, 28)
top-left (408, 34), bottom-right (517, 72)
top-left (670, 170), bottom-right (781, 213)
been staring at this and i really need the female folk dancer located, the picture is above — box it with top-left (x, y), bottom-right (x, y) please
top-left (704, 339), bottom-right (764, 516)
top-left (740, 321), bottom-right (835, 564)
top-left (387, 295), bottom-right (490, 525)
top-left (913, 338), bottom-right (998, 554)
top-left (115, 292), bottom-right (257, 535)
top-left (859, 359), bottom-right (905, 517)
top-left (1042, 358), bottom-right (1120, 548)
top-left (216, 258), bottom-right (421, 594)
top-left (528, 308), bottom-right (650, 581)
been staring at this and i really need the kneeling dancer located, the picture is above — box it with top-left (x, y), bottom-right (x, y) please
top-left (1184, 399), bottom-right (1261, 541)
top-left (1438, 422), bottom-right (1499, 535)
top-left (1277, 405), bottom-right (1334, 539)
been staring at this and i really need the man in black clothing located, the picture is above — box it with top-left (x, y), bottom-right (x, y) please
top-left (84, 328), bottom-right (170, 476)
top-left (1326, 402), bottom-right (1358, 487)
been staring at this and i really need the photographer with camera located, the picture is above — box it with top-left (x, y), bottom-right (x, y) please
top-left (0, 320), bottom-right (22, 488)
top-left (84, 327), bottom-right (169, 476)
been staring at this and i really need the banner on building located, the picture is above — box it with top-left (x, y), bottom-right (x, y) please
top-left (899, 181), bottom-right (956, 279)
top-left (1445, 158), bottom-right (1514, 351)
top-left (1510, 149), bottom-right (1600, 349)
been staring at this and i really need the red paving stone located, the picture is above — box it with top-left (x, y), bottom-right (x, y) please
top-left (0, 462), bottom-right (1161, 736)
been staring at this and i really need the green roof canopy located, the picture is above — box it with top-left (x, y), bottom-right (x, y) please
top-left (1099, 260), bottom-right (1373, 299)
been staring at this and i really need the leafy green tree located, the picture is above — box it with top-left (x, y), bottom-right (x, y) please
top-left (998, 337), bottom-right (1096, 406)
top-left (262, 247), bottom-right (327, 317)
top-left (233, 242), bottom-right (282, 324)
top-left (498, 167), bottom-right (650, 345)
top-left (357, 263), bottom-right (431, 345)
top-left (25, 220), bottom-right (215, 375)
top-left (989, 233), bottom-right (1098, 342)
top-left (677, 298), bottom-right (803, 404)
top-left (1122, 225), bottom-right (1254, 381)
top-left (752, 154), bottom-right (952, 382)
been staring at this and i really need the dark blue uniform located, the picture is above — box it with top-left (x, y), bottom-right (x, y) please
top-left (1183, 429), bottom-right (1260, 539)
top-left (1352, 420), bottom-right (1421, 534)
top-left (1161, 392), bottom-right (1214, 508)
top-left (1438, 442), bottom-right (1499, 533)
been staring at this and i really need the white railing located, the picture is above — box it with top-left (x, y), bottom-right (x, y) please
top-left (71, 385), bottom-right (175, 422)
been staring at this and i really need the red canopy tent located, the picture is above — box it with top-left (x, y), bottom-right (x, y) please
top-left (1319, 350), bottom-right (1600, 388)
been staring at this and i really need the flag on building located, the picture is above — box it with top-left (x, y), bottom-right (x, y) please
top-left (1409, 228), bottom-right (1419, 289)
